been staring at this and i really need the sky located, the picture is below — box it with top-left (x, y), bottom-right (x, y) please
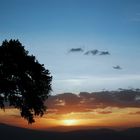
top-left (0, 0), bottom-right (140, 94)
top-left (0, 0), bottom-right (140, 130)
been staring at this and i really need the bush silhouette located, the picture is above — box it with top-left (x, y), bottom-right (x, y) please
top-left (0, 39), bottom-right (52, 123)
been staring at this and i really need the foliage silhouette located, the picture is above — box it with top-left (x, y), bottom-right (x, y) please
top-left (0, 39), bottom-right (52, 123)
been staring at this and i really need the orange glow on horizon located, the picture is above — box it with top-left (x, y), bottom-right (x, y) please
top-left (61, 119), bottom-right (78, 126)
top-left (1, 107), bottom-right (140, 131)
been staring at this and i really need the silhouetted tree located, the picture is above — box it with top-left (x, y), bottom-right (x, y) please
top-left (0, 39), bottom-right (52, 123)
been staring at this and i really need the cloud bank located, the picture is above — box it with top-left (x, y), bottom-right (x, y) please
top-left (46, 89), bottom-right (140, 114)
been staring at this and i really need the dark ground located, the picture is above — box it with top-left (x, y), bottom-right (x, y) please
top-left (0, 123), bottom-right (140, 140)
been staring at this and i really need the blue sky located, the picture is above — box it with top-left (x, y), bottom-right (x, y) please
top-left (0, 0), bottom-right (140, 94)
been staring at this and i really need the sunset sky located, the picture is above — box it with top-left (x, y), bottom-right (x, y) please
top-left (0, 0), bottom-right (140, 131)
top-left (1, 90), bottom-right (140, 131)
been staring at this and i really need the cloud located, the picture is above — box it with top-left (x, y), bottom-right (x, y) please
top-left (68, 48), bottom-right (84, 53)
top-left (67, 48), bottom-right (111, 58)
top-left (46, 89), bottom-right (140, 114)
top-left (96, 110), bottom-right (112, 114)
top-left (113, 65), bottom-right (122, 70)
top-left (84, 50), bottom-right (99, 55)
top-left (84, 50), bottom-right (110, 56)
top-left (129, 111), bottom-right (140, 115)
top-left (99, 51), bottom-right (110, 55)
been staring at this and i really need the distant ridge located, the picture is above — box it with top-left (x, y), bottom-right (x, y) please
top-left (0, 123), bottom-right (140, 140)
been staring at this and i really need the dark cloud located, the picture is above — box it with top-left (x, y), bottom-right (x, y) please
top-left (91, 50), bottom-right (99, 55)
top-left (84, 50), bottom-right (110, 56)
top-left (84, 50), bottom-right (99, 55)
top-left (99, 51), bottom-right (110, 55)
top-left (96, 110), bottom-right (112, 114)
top-left (113, 65), bottom-right (122, 70)
top-left (84, 51), bottom-right (90, 55)
top-left (129, 111), bottom-right (140, 115)
top-left (68, 48), bottom-right (111, 58)
top-left (46, 93), bottom-right (82, 114)
top-left (46, 89), bottom-right (140, 114)
top-left (69, 48), bottom-right (84, 53)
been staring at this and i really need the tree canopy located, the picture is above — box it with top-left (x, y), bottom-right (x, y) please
top-left (0, 39), bottom-right (52, 123)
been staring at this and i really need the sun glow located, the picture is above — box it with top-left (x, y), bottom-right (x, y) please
top-left (62, 119), bottom-right (78, 126)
